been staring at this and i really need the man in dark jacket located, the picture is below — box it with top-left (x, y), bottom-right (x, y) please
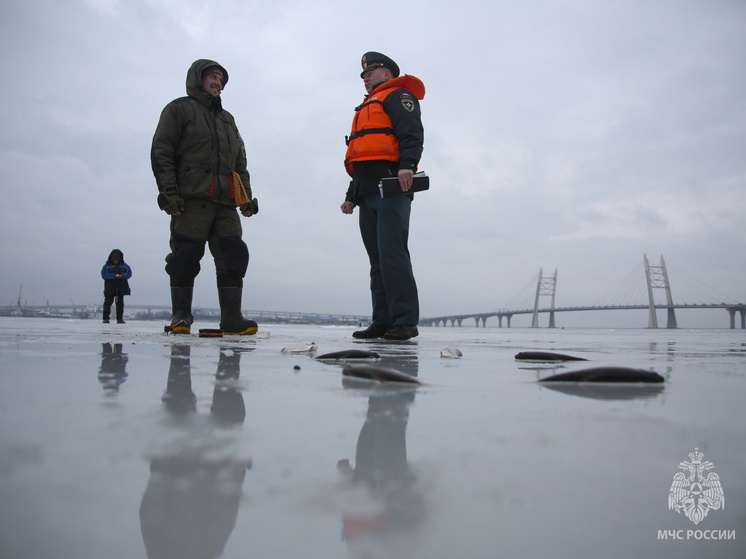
top-left (341, 52), bottom-right (425, 341)
top-left (101, 249), bottom-right (132, 324)
top-left (152, 59), bottom-right (258, 335)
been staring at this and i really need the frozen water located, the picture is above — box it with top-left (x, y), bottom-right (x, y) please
top-left (0, 317), bottom-right (744, 558)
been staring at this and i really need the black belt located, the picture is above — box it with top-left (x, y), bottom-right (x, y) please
top-left (345, 127), bottom-right (395, 146)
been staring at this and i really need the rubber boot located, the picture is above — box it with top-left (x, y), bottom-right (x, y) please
top-left (170, 287), bottom-right (194, 335)
top-left (218, 287), bottom-right (258, 335)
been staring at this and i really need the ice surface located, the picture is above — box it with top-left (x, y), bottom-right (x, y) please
top-left (0, 318), bottom-right (744, 558)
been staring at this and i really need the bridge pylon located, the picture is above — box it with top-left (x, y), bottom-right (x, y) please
top-left (532, 268), bottom-right (558, 328)
top-left (644, 254), bottom-right (677, 329)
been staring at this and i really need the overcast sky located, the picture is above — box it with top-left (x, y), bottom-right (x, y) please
top-left (1, 0), bottom-right (744, 327)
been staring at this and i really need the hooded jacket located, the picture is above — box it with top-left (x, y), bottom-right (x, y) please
top-left (151, 59), bottom-right (251, 207)
top-left (101, 249), bottom-right (132, 297)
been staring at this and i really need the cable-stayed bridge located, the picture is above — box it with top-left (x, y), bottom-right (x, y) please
top-left (421, 255), bottom-right (746, 329)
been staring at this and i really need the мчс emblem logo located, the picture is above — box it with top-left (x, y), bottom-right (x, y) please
top-left (668, 448), bottom-right (725, 525)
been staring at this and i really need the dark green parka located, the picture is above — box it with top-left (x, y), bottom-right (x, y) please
top-left (151, 59), bottom-right (251, 207)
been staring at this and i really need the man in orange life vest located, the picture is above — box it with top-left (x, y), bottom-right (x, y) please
top-left (341, 52), bottom-right (425, 341)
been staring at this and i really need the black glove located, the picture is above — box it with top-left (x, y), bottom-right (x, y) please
top-left (240, 198), bottom-right (259, 215)
top-left (158, 192), bottom-right (185, 215)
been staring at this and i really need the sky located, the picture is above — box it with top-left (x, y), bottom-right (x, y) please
top-left (1, 0), bottom-right (744, 328)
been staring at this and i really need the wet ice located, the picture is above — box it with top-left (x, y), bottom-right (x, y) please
top-left (0, 318), bottom-right (744, 559)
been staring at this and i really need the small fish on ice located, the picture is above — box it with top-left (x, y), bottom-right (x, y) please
top-left (515, 351), bottom-right (587, 362)
top-left (539, 367), bottom-right (664, 383)
top-left (315, 349), bottom-right (381, 360)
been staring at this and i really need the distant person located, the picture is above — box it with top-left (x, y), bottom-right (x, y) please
top-left (101, 249), bottom-right (132, 324)
top-left (151, 59), bottom-right (258, 336)
top-left (341, 52), bottom-right (425, 340)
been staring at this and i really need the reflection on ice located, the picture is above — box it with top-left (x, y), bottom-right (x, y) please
top-left (0, 319), bottom-right (744, 558)
top-left (539, 382), bottom-right (666, 401)
top-left (98, 342), bottom-right (129, 394)
top-left (335, 347), bottom-right (426, 557)
top-left (337, 391), bottom-right (424, 556)
top-left (140, 344), bottom-right (252, 559)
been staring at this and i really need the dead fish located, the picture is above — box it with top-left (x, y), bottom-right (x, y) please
top-left (440, 347), bottom-right (463, 358)
top-left (281, 342), bottom-right (318, 354)
top-left (342, 364), bottom-right (422, 385)
top-left (315, 349), bottom-right (380, 360)
top-left (515, 351), bottom-right (588, 362)
top-left (539, 367), bottom-right (665, 383)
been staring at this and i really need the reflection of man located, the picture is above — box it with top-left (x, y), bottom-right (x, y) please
top-left (341, 52), bottom-right (425, 341)
top-left (159, 344), bottom-right (196, 414)
top-left (152, 59), bottom-right (258, 336)
top-left (212, 347), bottom-right (248, 426)
top-left (97, 342), bottom-right (128, 393)
top-left (337, 353), bottom-right (424, 554)
top-left (343, 392), bottom-right (415, 488)
top-left (139, 344), bottom-right (251, 559)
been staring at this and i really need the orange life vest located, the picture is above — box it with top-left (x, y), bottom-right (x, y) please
top-left (344, 75), bottom-right (425, 177)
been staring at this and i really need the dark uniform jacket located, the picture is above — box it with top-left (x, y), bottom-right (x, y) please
top-left (151, 59), bottom-right (251, 207)
top-left (345, 76), bottom-right (425, 203)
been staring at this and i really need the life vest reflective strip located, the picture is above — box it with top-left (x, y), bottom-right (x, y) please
top-left (344, 88), bottom-right (401, 176)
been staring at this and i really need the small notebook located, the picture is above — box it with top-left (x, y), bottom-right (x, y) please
top-left (379, 173), bottom-right (429, 198)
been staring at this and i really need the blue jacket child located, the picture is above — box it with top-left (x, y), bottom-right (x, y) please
top-left (101, 249), bottom-right (132, 323)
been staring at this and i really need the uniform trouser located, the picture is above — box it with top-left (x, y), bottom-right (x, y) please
top-left (358, 193), bottom-right (419, 326)
top-left (165, 199), bottom-right (249, 288)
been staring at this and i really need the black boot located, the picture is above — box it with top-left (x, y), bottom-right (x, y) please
top-left (218, 287), bottom-right (258, 335)
top-left (102, 297), bottom-right (112, 323)
top-left (116, 297), bottom-right (125, 323)
top-left (352, 323), bottom-right (390, 339)
top-left (170, 287), bottom-right (194, 334)
top-left (383, 324), bottom-right (419, 340)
